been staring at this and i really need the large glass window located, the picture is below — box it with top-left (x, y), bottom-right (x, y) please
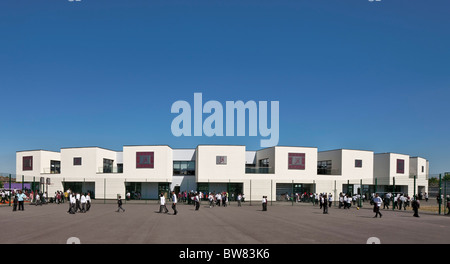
top-left (50, 160), bottom-right (61, 174)
top-left (317, 160), bottom-right (332, 175)
top-left (259, 158), bottom-right (269, 173)
top-left (103, 159), bottom-right (114, 173)
top-left (259, 158), bottom-right (269, 167)
top-left (173, 161), bottom-right (195, 175)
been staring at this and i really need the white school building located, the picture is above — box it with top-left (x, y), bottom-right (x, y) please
top-left (16, 145), bottom-right (429, 201)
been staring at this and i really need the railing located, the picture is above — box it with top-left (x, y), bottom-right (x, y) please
top-left (317, 168), bottom-right (341, 175)
top-left (42, 168), bottom-right (61, 174)
top-left (245, 167), bottom-right (274, 174)
top-left (97, 167), bottom-right (123, 174)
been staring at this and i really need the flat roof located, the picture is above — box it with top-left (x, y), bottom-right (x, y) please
top-left (319, 148), bottom-right (374, 153)
top-left (61, 146), bottom-right (120, 152)
top-left (16, 149), bottom-right (60, 153)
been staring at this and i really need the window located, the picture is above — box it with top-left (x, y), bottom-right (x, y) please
top-left (216, 156), bottom-right (227, 165)
top-left (288, 153), bottom-right (305, 170)
top-left (355, 159), bottom-right (363, 168)
top-left (136, 152), bottom-right (154, 168)
top-left (317, 160), bottom-right (332, 175)
top-left (397, 159), bottom-right (405, 174)
top-left (103, 159), bottom-right (114, 173)
top-left (73, 157), bottom-right (82, 166)
top-left (118, 164), bottom-right (123, 173)
top-left (259, 158), bottom-right (269, 167)
top-left (50, 160), bottom-right (61, 174)
top-left (173, 161), bottom-right (195, 175)
top-left (23, 156), bottom-right (33, 171)
top-left (421, 166), bottom-right (424, 173)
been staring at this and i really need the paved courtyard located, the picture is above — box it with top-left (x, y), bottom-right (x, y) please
top-left (1, 201), bottom-right (449, 244)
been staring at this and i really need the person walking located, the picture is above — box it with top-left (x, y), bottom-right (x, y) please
top-left (86, 193), bottom-right (91, 212)
top-left (447, 196), bottom-right (450, 215)
top-left (116, 195), bottom-right (125, 212)
top-left (373, 193), bottom-right (383, 218)
top-left (35, 192), bottom-right (42, 206)
top-left (159, 193), bottom-right (169, 213)
top-left (80, 193), bottom-right (87, 213)
top-left (12, 195), bottom-right (18, 211)
top-left (262, 196), bottom-right (268, 211)
top-left (237, 194), bottom-right (242, 207)
top-left (322, 194), bottom-right (328, 214)
top-left (75, 192), bottom-right (81, 212)
top-left (69, 193), bottom-right (76, 214)
top-left (412, 197), bottom-right (420, 217)
top-left (171, 191), bottom-right (178, 215)
top-left (194, 192), bottom-right (200, 211)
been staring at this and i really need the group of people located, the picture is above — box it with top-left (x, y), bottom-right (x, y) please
top-left (380, 192), bottom-right (412, 210)
top-left (67, 191), bottom-right (92, 214)
top-left (155, 191), bottom-right (178, 214)
top-left (372, 193), bottom-right (421, 218)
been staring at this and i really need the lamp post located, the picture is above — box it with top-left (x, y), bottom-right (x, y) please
top-left (393, 177), bottom-right (395, 211)
top-left (439, 174), bottom-right (442, 215)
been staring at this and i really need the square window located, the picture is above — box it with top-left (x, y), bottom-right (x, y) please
top-left (23, 156), bottom-right (33, 171)
top-left (216, 156), bottom-right (227, 165)
top-left (288, 153), bottom-right (305, 170)
top-left (355, 159), bottom-right (363, 168)
top-left (136, 152), bottom-right (154, 168)
top-left (73, 157), bottom-right (82, 166)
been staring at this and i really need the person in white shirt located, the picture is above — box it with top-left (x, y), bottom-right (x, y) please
top-left (86, 193), bottom-right (91, 212)
top-left (262, 196), bottom-right (268, 211)
top-left (171, 191), bottom-right (178, 215)
top-left (237, 194), bottom-right (242, 207)
top-left (394, 195), bottom-right (399, 210)
top-left (35, 193), bottom-right (42, 206)
top-left (373, 193), bottom-right (383, 218)
top-left (216, 193), bottom-right (222, 207)
top-left (194, 193), bottom-right (200, 211)
top-left (76, 192), bottom-right (81, 212)
top-left (209, 193), bottom-right (214, 208)
top-left (80, 193), bottom-right (87, 213)
top-left (69, 194), bottom-right (76, 214)
top-left (346, 195), bottom-right (352, 209)
top-left (159, 193), bottom-right (168, 213)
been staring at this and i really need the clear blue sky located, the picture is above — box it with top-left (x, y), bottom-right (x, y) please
top-left (0, 0), bottom-right (449, 174)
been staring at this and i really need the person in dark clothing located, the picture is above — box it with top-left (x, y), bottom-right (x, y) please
top-left (412, 197), bottom-right (420, 217)
top-left (12, 195), bottom-right (18, 211)
top-left (116, 196), bottom-right (125, 212)
top-left (322, 194), bottom-right (328, 214)
top-left (262, 196), bottom-right (268, 211)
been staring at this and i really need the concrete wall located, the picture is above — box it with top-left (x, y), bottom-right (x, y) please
top-left (122, 145), bottom-right (173, 182)
top-left (196, 145), bottom-right (246, 182)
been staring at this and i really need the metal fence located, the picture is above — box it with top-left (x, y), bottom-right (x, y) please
top-left (1, 172), bottom-right (449, 215)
